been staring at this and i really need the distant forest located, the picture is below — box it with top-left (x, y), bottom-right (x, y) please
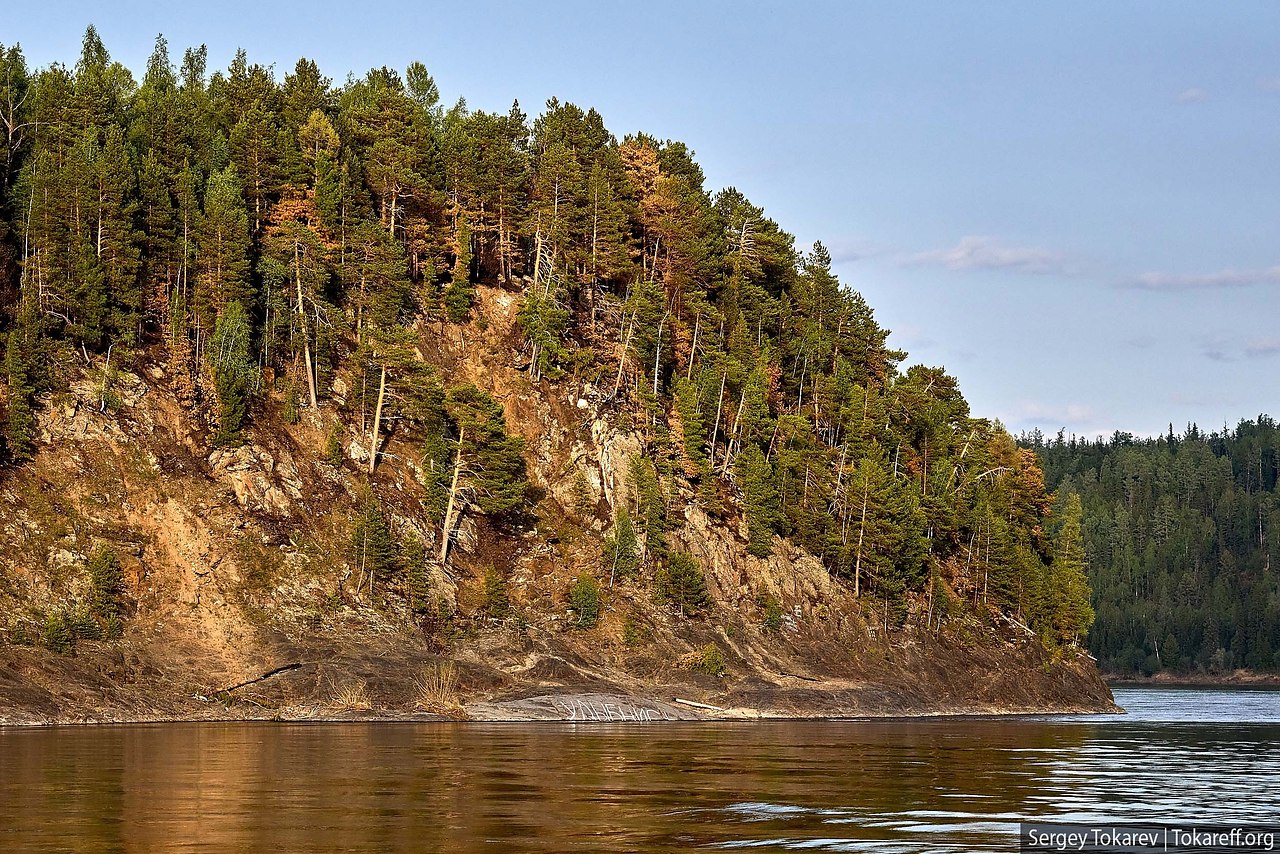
top-left (1027, 418), bottom-right (1280, 674)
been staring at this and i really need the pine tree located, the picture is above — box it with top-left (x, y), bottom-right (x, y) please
top-left (657, 552), bottom-right (709, 616)
top-left (208, 300), bottom-right (255, 444)
top-left (603, 506), bottom-right (640, 583)
top-left (438, 384), bottom-right (528, 565)
top-left (1050, 492), bottom-right (1095, 645)
top-left (352, 489), bottom-right (397, 597)
top-left (735, 443), bottom-right (780, 557)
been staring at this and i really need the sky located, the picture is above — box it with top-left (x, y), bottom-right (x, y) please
top-left (8, 1), bottom-right (1279, 440)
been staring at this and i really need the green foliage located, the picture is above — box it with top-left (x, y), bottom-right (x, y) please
top-left (401, 532), bottom-right (434, 617)
top-left (42, 611), bottom-right (76, 655)
top-left (209, 301), bottom-right (256, 445)
top-left (442, 214), bottom-right (475, 322)
top-left (759, 594), bottom-right (784, 631)
top-left (602, 506), bottom-right (640, 581)
top-left (323, 422), bottom-right (344, 466)
top-left (352, 490), bottom-right (397, 587)
top-left (628, 456), bottom-right (667, 559)
top-left (1046, 493), bottom-right (1094, 645)
top-left (571, 467), bottom-right (593, 517)
top-left (1029, 419), bottom-right (1280, 673)
top-left (569, 573), bottom-right (602, 628)
top-left (280, 384), bottom-right (299, 424)
top-left (86, 545), bottom-right (125, 636)
top-left (444, 384), bottom-right (528, 515)
top-left (479, 566), bottom-right (510, 619)
top-left (517, 274), bottom-right (570, 380)
top-left (0, 34), bottom-right (1068, 657)
top-left (673, 377), bottom-right (707, 468)
top-left (657, 552), bottom-right (709, 616)
top-left (735, 443), bottom-right (780, 557)
top-left (622, 611), bottom-right (648, 647)
top-left (3, 303), bottom-right (43, 463)
top-left (692, 643), bottom-right (726, 677)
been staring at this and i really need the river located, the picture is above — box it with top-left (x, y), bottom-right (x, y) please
top-left (1, 686), bottom-right (1277, 852)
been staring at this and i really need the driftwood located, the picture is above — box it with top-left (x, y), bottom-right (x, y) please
top-left (214, 663), bottom-right (303, 698)
top-left (673, 697), bottom-right (726, 712)
top-left (779, 671), bottom-right (821, 683)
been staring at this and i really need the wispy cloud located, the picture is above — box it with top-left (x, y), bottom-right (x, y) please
top-left (824, 236), bottom-right (890, 265)
top-left (1177, 87), bottom-right (1208, 104)
top-left (906, 235), bottom-right (1066, 275)
top-left (1123, 265), bottom-right (1280, 291)
top-left (1195, 334), bottom-right (1280, 362)
top-left (1004, 402), bottom-right (1128, 440)
top-left (1016, 402), bottom-right (1099, 425)
top-left (1245, 338), bottom-right (1280, 358)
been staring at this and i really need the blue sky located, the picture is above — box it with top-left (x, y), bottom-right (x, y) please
top-left (9, 1), bottom-right (1279, 439)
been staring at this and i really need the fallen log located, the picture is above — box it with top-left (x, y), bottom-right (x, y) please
top-left (214, 663), bottom-right (303, 699)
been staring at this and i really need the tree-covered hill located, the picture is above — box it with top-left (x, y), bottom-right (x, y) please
top-left (1027, 419), bottom-right (1280, 675)
top-left (0, 28), bottom-right (1092, 659)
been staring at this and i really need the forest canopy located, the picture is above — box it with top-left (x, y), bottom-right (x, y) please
top-left (1028, 419), bottom-right (1280, 674)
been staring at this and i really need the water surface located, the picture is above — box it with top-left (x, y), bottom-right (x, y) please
top-left (2, 687), bottom-right (1278, 852)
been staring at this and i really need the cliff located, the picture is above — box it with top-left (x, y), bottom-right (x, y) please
top-left (0, 284), bottom-right (1114, 724)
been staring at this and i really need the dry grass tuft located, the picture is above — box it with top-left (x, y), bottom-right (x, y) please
top-left (414, 661), bottom-right (467, 719)
top-left (329, 680), bottom-right (372, 711)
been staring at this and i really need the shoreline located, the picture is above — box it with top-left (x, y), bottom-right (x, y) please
top-left (0, 689), bottom-right (1122, 728)
top-left (1106, 670), bottom-right (1280, 688)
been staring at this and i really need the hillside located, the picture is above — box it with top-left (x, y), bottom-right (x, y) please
top-left (0, 31), bottom-right (1111, 722)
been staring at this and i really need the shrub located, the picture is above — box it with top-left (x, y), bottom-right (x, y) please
top-left (479, 566), bottom-right (509, 619)
top-left (569, 573), bottom-right (602, 628)
top-left (602, 507), bottom-right (640, 581)
top-left (87, 545), bottom-right (125, 635)
top-left (759, 594), bottom-right (784, 631)
top-left (657, 552), bottom-right (709, 616)
top-left (42, 611), bottom-right (75, 655)
top-left (693, 643), bottom-right (726, 677)
top-left (622, 612), bottom-right (647, 647)
top-left (323, 422), bottom-right (344, 466)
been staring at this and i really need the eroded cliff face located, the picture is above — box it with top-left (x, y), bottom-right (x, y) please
top-left (0, 284), bottom-right (1115, 724)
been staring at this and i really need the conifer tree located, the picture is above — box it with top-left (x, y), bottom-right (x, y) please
top-left (208, 300), bottom-right (255, 444)
top-left (1050, 492), bottom-right (1094, 645)
top-left (603, 506), bottom-right (640, 583)
top-left (736, 443), bottom-right (780, 557)
top-left (438, 384), bottom-right (527, 565)
top-left (352, 488), bottom-right (396, 597)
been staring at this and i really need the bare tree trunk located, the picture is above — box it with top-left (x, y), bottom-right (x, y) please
top-left (368, 364), bottom-right (387, 474)
top-left (439, 427), bottom-right (466, 566)
top-left (708, 369), bottom-right (726, 472)
top-left (295, 243), bottom-right (318, 408)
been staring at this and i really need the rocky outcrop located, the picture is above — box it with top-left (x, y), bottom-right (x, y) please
top-left (0, 287), bottom-right (1115, 725)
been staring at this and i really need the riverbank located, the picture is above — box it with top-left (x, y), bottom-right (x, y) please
top-left (0, 626), bottom-right (1119, 727)
top-left (1107, 670), bottom-right (1280, 688)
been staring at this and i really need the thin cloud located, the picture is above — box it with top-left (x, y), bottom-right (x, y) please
top-left (1177, 87), bottom-right (1207, 104)
top-left (1124, 266), bottom-right (1280, 291)
top-left (1245, 339), bottom-right (1280, 359)
top-left (906, 235), bottom-right (1066, 275)
top-left (1017, 402), bottom-right (1099, 425)
top-left (825, 236), bottom-right (889, 265)
top-left (1203, 347), bottom-right (1234, 363)
top-left (1258, 77), bottom-right (1280, 93)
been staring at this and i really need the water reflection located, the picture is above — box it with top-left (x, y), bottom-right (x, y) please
top-left (1, 689), bottom-right (1278, 852)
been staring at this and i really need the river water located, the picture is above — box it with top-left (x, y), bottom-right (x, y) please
top-left (1, 687), bottom-right (1278, 852)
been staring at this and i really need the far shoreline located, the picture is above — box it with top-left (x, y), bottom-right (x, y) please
top-left (1107, 670), bottom-right (1280, 688)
